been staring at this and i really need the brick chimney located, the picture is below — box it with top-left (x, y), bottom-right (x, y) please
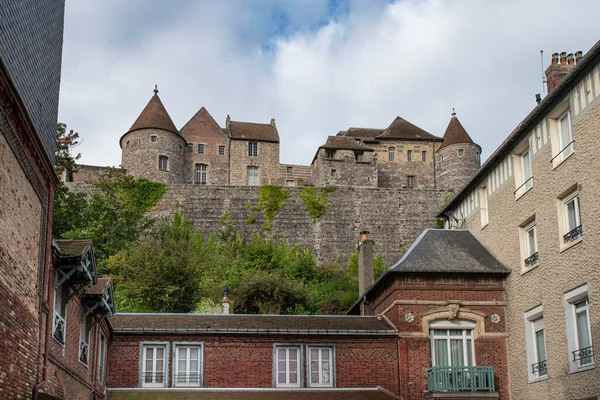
top-left (545, 51), bottom-right (576, 93)
top-left (358, 231), bottom-right (374, 296)
top-left (222, 285), bottom-right (230, 314)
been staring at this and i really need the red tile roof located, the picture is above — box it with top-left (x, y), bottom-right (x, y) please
top-left (377, 116), bottom-right (441, 141)
top-left (180, 107), bottom-right (224, 139)
top-left (229, 120), bottom-right (279, 142)
top-left (127, 94), bottom-right (178, 135)
top-left (437, 114), bottom-right (477, 151)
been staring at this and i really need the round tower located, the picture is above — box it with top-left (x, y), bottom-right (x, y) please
top-left (436, 110), bottom-right (481, 192)
top-left (119, 86), bottom-right (185, 184)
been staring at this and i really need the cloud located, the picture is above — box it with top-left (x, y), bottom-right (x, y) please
top-left (58, 0), bottom-right (600, 167)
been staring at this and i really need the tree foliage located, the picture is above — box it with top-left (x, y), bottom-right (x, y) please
top-left (55, 122), bottom-right (81, 180)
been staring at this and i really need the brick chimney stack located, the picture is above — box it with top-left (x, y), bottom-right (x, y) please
top-left (358, 231), bottom-right (374, 296)
top-left (546, 51), bottom-right (579, 93)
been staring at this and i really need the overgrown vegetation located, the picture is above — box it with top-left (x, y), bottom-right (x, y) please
top-left (299, 187), bottom-right (336, 223)
top-left (247, 185), bottom-right (289, 231)
top-left (436, 194), bottom-right (454, 228)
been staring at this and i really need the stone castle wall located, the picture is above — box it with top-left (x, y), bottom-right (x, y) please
top-left (313, 148), bottom-right (377, 187)
top-left (436, 142), bottom-right (481, 191)
top-left (229, 140), bottom-right (280, 186)
top-left (372, 141), bottom-right (439, 189)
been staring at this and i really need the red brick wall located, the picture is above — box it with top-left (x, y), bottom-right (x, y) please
top-left (108, 334), bottom-right (399, 394)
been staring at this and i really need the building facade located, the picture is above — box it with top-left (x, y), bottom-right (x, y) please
top-left (440, 45), bottom-right (600, 399)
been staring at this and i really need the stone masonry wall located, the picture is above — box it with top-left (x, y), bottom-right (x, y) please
top-left (229, 140), bottom-right (280, 186)
top-left (372, 141), bottom-right (439, 189)
top-left (313, 148), bottom-right (377, 187)
top-left (436, 142), bottom-right (481, 191)
top-left (181, 125), bottom-right (229, 186)
top-left (277, 164), bottom-right (313, 186)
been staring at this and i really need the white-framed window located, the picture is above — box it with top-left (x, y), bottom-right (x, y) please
top-left (406, 175), bottom-right (415, 189)
top-left (247, 166), bottom-right (259, 186)
top-left (479, 186), bottom-right (489, 228)
top-left (248, 142), bottom-right (258, 157)
top-left (515, 146), bottom-right (533, 198)
top-left (562, 191), bottom-right (582, 244)
top-left (197, 144), bottom-right (205, 154)
top-left (458, 148), bottom-right (464, 157)
top-left (52, 274), bottom-right (68, 345)
top-left (150, 135), bottom-right (157, 143)
top-left (218, 145), bottom-right (225, 156)
top-left (524, 306), bottom-right (547, 381)
top-left (422, 151), bottom-right (427, 162)
top-left (187, 144), bottom-right (193, 153)
top-left (141, 343), bottom-right (168, 387)
top-left (79, 313), bottom-right (92, 366)
top-left (430, 320), bottom-right (475, 367)
top-left (173, 343), bottom-right (203, 387)
top-left (286, 180), bottom-right (295, 187)
top-left (307, 346), bottom-right (334, 387)
top-left (388, 147), bottom-right (395, 162)
top-left (158, 155), bottom-right (168, 171)
top-left (98, 333), bottom-right (106, 384)
top-left (558, 110), bottom-right (574, 159)
top-left (564, 284), bottom-right (594, 372)
top-left (407, 150), bottom-right (412, 162)
top-left (274, 345), bottom-right (301, 388)
top-left (194, 164), bottom-right (207, 185)
top-left (521, 220), bottom-right (539, 270)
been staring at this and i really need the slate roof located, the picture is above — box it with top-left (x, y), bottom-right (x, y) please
top-left (229, 120), bottom-right (279, 142)
top-left (180, 106), bottom-right (224, 139)
top-left (389, 229), bottom-right (509, 274)
top-left (110, 314), bottom-right (396, 335)
top-left (127, 94), bottom-right (178, 135)
top-left (320, 136), bottom-right (374, 151)
top-left (437, 114), bottom-right (478, 151)
top-left (85, 277), bottom-right (111, 296)
top-left (377, 117), bottom-right (442, 141)
top-left (55, 239), bottom-right (92, 258)
top-left (341, 127), bottom-right (385, 139)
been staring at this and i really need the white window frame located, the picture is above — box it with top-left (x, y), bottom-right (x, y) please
top-left (197, 144), bottom-right (205, 155)
top-left (140, 342), bottom-right (169, 388)
top-left (524, 305), bottom-right (547, 382)
top-left (274, 345), bottom-right (302, 388)
top-left (407, 150), bottom-right (412, 162)
top-left (247, 166), bottom-right (259, 186)
top-left (173, 342), bottom-right (203, 387)
top-left (248, 142), bottom-right (258, 157)
top-left (98, 332), bottom-right (106, 384)
top-left (194, 164), bottom-right (207, 185)
top-left (388, 147), bottom-right (395, 162)
top-left (79, 313), bottom-right (92, 366)
top-left (479, 186), bottom-right (488, 228)
top-left (557, 190), bottom-right (582, 250)
top-left (558, 110), bottom-right (574, 159)
top-left (514, 145), bottom-right (533, 198)
top-left (520, 219), bottom-right (539, 272)
top-left (429, 320), bottom-right (476, 367)
top-left (564, 284), bottom-right (594, 373)
top-left (158, 155), bottom-right (168, 171)
top-left (52, 274), bottom-right (67, 346)
top-left (307, 345), bottom-right (335, 388)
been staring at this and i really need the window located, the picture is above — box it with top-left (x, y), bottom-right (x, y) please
top-left (515, 147), bottom-right (533, 198)
top-left (326, 150), bottom-right (335, 159)
top-left (287, 166), bottom-right (293, 175)
top-left (187, 144), bottom-right (193, 153)
top-left (562, 191), bottom-right (582, 244)
top-left (330, 169), bottom-right (337, 178)
top-left (158, 156), bottom-right (168, 171)
top-left (79, 314), bottom-right (92, 365)
top-left (524, 306), bottom-right (547, 381)
top-left (458, 148), bottom-right (464, 157)
top-left (194, 164), bottom-right (207, 185)
top-left (248, 142), bottom-right (258, 157)
top-left (286, 180), bottom-right (295, 187)
top-left (247, 166), bottom-right (259, 186)
top-left (52, 275), bottom-right (68, 345)
top-left (558, 110), bottom-right (574, 159)
top-left (142, 344), bottom-right (168, 387)
top-left (275, 346), bottom-right (301, 387)
top-left (429, 321), bottom-right (475, 367)
top-left (197, 144), bottom-right (205, 154)
top-left (564, 284), bottom-right (594, 372)
top-left (521, 220), bottom-right (539, 270)
top-left (218, 145), bottom-right (225, 156)
top-left (150, 136), bottom-right (157, 143)
top-left (406, 175), bottom-right (415, 189)
top-left (98, 333), bottom-right (106, 384)
top-left (174, 343), bottom-right (202, 387)
top-left (407, 150), bottom-right (412, 162)
top-left (308, 346), bottom-right (334, 387)
top-left (422, 151), bottom-right (427, 162)
top-left (479, 186), bottom-right (489, 227)
top-left (388, 147), bottom-right (395, 162)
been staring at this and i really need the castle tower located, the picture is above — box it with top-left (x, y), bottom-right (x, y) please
top-left (436, 110), bottom-right (481, 191)
top-left (119, 86), bottom-right (185, 184)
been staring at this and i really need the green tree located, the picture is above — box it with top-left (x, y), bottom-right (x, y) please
top-left (55, 122), bottom-right (81, 181)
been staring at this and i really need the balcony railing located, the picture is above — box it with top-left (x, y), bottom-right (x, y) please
top-left (524, 252), bottom-right (539, 268)
top-left (573, 345), bottom-right (594, 365)
top-left (550, 140), bottom-right (575, 164)
top-left (53, 313), bottom-right (66, 344)
top-left (531, 360), bottom-right (547, 377)
top-left (142, 372), bottom-right (166, 387)
top-left (514, 177), bottom-right (534, 196)
top-left (174, 373), bottom-right (203, 386)
top-left (564, 225), bottom-right (583, 244)
top-left (426, 366), bottom-right (495, 393)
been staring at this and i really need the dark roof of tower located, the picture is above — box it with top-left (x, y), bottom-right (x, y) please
top-left (180, 106), bottom-right (223, 138)
top-left (229, 120), bottom-right (279, 142)
top-left (376, 116), bottom-right (442, 141)
top-left (127, 94), bottom-right (178, 135)
top-left (320, 136), bottom-right (374, 151)
top-left (437, 113), bottom-right (477, 151)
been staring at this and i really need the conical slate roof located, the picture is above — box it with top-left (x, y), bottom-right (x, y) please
top-left (377, 116), bottom-right (441, 140)
top-left (438, 113), bottom-right (476, 151)
top-left (127, 93), bottom-right (178, 134)
top-left (180, 107), bottom-right (223, 138)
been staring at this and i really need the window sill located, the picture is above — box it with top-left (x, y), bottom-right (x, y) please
top-left (559, 237), bottom-right (583, 253)
top-left (515, 185), bottom-right (534, 201)
top-left (480, 222), bottom-right (489, 231)
top-left (52, 336), bottom-right (65, 348)
top-left (568, 363), bottom-right (595, 374)
top-left (552, 150), bottom-right (575, 170)
top-left (520, 263), bottom-right (540, 276)
top-left (79, 360), bottom-right (89, 369)
top-left (528, 375), bottom-right (549, 384)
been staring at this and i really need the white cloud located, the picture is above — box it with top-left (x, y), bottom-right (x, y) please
top-left (58, 0), bottom-right (600, 167)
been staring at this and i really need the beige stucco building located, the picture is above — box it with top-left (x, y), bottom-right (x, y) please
top-left (441, 46), bottom-right (600, 399)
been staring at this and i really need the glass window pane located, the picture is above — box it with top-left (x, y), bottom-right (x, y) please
top-left (535, 330), bottom-right (546, 362)
top-left (449, 329), bottom-right (463, 336)
top-left (450, 339), bottom-right (465, 366)
top-left (190, 348), bottom-right (199, 360)
top-left (576, 309), bottom-right (591, 349)
top-left (560, 115), bottom-right (571, 146)
top-left (566, 200), bottom-right (577, 231)
top-left (467, 339), bottom-right (473, 366)
top-left (434, 339), bottom-right (449, 366)
top-left (278, 371), bottom-right (287, 384)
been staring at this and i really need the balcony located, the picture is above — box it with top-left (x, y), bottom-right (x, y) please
top-left (524, 252), bottom-right (539, 268)
top-left (426, 366), bottom-right (498, 399)
top-left (573, 345), bottom-right (594, 366)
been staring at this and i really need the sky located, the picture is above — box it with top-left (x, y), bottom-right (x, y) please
top-left (58, 0), bottom-right (600, 167)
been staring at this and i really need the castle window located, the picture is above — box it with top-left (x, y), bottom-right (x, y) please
top-left (388, 147), bottom-right (395, 162)
top-left (407, 150), bottom-right (412, 162)
top-left (247, 166), bottom-right (259, 186)
top-left (326, 150), bottom-right (335, 159)
top-left (458, 148), bottom-right (464, 157)
top-left (194, 164), bottom-right (207, 185)
top-left (287, 167), bottom-right (293, 175)
top-left (331, 169), bottom-right (337, 178)
top-left (248, 142), bottom-right (258, 157)
top-left (197, 144), bottom-right (205, 155)
top-left (150, 136), bottom-right (157, 143)
top-left (79, 313), bottom-right (92, 366)
top-left (286, 180), bottom-right (295, 187)
top-left (158, 156), bottom-right (169, 171)
top-left (218, 145), bottom-right (225, 156)
top-left (307, 346), bottom-right (334, 388)
top-left (422, 151), bottom-right (427, 162)
top-left (406, 175), bottom-right (415, 189)
top-left (187, 144), bottom-right (193, 153)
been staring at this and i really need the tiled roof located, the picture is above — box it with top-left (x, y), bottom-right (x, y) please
top-left (180, 107), bottom-right (224, 139)
top-left (85, 277), bottom-right (111, 296)
top-left (320, 136), bottom-right (374, 151)
top-left (229, 120), bottom-right (279, 142)
top-left (437, 114), bottom-right (477, 151)
top-left (55, 239), bottom-right (92, 258)
top-left (342, 127), bottom-right (385, 139)
top-left (110, 314), bottom-right (396, 335)
top-left (389, 229), bottom-right (509, 274)
top-left (127, 94), bottom-right (178, 135)
top-left (107, 387), bottom-right (398, 400)
top-left (377, 117), bottom-right (442, 141)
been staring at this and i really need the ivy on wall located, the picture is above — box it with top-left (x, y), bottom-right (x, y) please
top-left (247, 185), bottom-right (289, 231)
top-left (299, 187), bottom-right (336, 223)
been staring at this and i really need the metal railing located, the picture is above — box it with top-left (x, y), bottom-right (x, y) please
top-left (426, 366), bottom-right (495, 393)
top-left (550, 140), bottom-right (575, 164)
top-left (531, 360), bottom-right (547, 376)
top-left (514, 177), bottom-right (534, 195)
top-left (573, 345), bottom-right (594, 365)
top-left (524, 252), bottom-right (539, 268)
top-left (564, 225), bottom-right (583, 244)
top-left (174, 373), bottom-right (203, 386)
top-left (142, 372), bottom-right (166, 386)
top-left (53, 313), bottom-right (66, 344)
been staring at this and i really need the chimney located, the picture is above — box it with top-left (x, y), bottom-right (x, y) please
top-left (575, 50), bottom-right (583, 64)
top-left (358, 231), bottom-right (374, 296)
top-left (226, 115), bottom-right (231, 132)
top-left (545, 51), bottom-right (575, 94)
top-left (222, 285), bottom-right (230, 314)
top-left (270, 118), bottom-right (276, 127)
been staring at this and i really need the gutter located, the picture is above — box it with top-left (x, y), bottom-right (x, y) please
top-left (111, 327), bottom-right (397, 336)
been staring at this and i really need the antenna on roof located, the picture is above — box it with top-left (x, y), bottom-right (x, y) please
top-left (540, 50), bottom-right (546, 94)
top-left (153, 84), bottom-right (159, 95)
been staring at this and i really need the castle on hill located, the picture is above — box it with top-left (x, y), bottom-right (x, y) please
top-left (69, 87), bottom-right (481, 193)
